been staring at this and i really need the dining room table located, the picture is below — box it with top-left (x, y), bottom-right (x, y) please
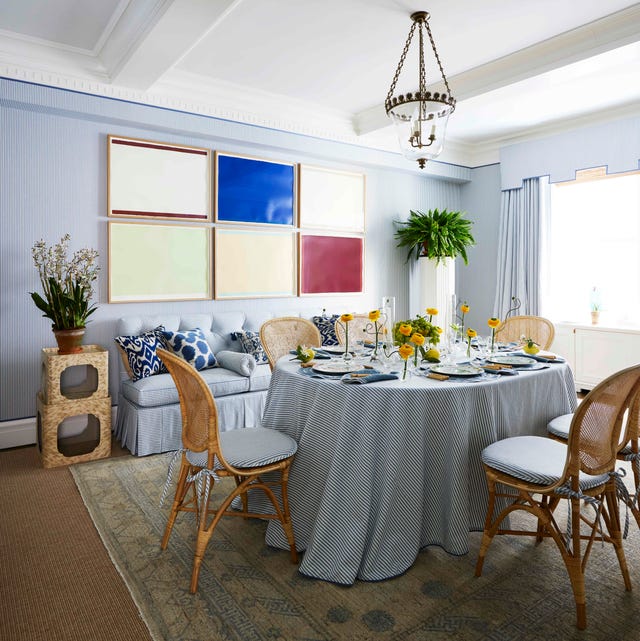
top-left (257, 352), bottom-right (578, 585)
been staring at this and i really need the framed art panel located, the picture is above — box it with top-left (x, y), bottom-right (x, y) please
top-left (108, 222), bottom-right (211, 302)
top-left (300, 234), bottom-right (364, 295)
top-left (215, 152), bottom-right (296, 226)
top-left (108, 135), bottom-right (211, 221)
top-left (214, 228), bottom-right (296, 299)
top-left (299, 165), bottom-right (365, 232)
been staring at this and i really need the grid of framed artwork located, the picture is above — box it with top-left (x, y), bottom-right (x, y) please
top-left (107, 137), bottom-right (366, 301)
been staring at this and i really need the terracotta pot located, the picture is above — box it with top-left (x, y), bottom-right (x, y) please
top-left (53, 327), bottom-right (86, 354)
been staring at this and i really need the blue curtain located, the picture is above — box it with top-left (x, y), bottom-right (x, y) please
top-left (493, 178), bottom-right (541, 318)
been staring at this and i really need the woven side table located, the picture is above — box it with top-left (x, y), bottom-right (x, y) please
top-left (37, 345), bottom-right (111, 468)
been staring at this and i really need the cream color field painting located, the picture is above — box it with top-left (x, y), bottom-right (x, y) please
top-left (214, 228), bottom-right (296, 299)
top-left (108, 222), bottom-right (211, 302)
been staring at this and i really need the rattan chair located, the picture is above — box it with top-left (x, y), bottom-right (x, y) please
top-left (495, 315), bottom-right (555, 350)
top-left (547, 391), bottom-right (640, 529)
top-left (157, 348), bottom-right (298, 593)
top-left (259, 317), bottom-right (321, 370)
top-left (475, 364), bottom-right (640, 630)
top-left (334, 314), bottom-right (372, 347)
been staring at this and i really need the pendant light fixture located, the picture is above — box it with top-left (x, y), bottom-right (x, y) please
top-left (385, 11), bottom-right (455, 168)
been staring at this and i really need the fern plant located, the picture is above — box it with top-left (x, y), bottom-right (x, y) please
top-left (394, 208), bottom-right (475, 264)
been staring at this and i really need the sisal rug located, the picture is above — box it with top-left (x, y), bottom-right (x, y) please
top-left (71, 454), bottom-right (640, 641)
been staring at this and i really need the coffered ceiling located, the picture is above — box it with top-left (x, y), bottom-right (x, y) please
top-left (1, 0), bottom-right (639, 166)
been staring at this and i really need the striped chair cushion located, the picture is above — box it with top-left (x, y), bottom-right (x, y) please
top-left (481, 435), bottom-right (609, 490)
top-left (548, 412), bottom-right (633, 455)
top-left (186, 428), bottom-right (297, 469)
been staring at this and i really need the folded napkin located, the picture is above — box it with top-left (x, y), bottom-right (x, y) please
top-left (513, 351), bottom-right (565, 363)
top-left (341, 369), bottom-right (398, 384)
top-left (288, 349), bottom-right (331, 360)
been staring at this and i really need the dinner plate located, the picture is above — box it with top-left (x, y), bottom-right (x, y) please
top-left (429, 363), bottom-right (483, 377)
top-left (487, 354), bottom-right (536, 367)
top-left (312, 361), bottom-right (361, 375)
top-left (318, 345), bottom-right (348, 355)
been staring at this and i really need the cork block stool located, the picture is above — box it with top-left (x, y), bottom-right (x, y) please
top-left (37, 345), bottom-right (111, 468)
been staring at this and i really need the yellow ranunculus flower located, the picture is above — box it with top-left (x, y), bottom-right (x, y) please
top-left (461, 303), bottom-right (470, 314)
top-left (436, 326), bottom-right (443, 334)
top-left (467, 328), bottom-right (477, 338)
top-left (399, 323), bottom-right (412, 337)
top-left (340, 313), bottom-right (354, 323)
top-left (398, 343), bottom-right (413, 359)
top-left (426, 307), bottom-right (438, 316)
top-left (368, 309), bottom-right (381, 322)
top-left (487, 317), bottom-right (500, 328)
top-left (410, 333), bottom-right (425, 346)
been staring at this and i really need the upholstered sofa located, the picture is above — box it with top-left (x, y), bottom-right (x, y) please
top-left (114, 312), bottom-right (274, 456)
top-left (113, 311), bottom-right (339, 456)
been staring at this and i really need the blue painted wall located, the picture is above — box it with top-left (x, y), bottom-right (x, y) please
top-left (0, 78), bottom-right (465, 422)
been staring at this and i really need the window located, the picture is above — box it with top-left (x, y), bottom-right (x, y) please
top-left (542, 169), bottom-right (640, 326)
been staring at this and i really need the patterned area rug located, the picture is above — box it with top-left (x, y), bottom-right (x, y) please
top-left (71, 455), bottom-right (640, 641)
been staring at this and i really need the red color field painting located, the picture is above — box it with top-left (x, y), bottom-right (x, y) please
top-left (300, 235), bottom-right (363, 294)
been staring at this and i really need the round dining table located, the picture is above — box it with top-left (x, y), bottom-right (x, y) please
top-left (259, 355), bottom-right (578, 585)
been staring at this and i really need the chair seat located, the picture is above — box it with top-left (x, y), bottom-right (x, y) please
top-left (481, 436), bottom-right (610, 489)
top-left (186, 428), bottom-right (297, 469)
top-left (548, 412), bottom-right (633, 455)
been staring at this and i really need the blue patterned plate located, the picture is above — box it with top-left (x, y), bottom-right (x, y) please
top-left (429, 364), bottom-right (483, 377)
top-left (487, 354), bottom-right (536, 367)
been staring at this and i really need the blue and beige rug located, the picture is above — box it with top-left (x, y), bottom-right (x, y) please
top-left (71, 455), bottom-right (640, 641)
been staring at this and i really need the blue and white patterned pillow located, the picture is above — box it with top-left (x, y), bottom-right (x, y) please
top-left (161, 328), bottom-right (217, 371)
top-left (230, 330), bottom-right (269, 365)
top-left (312, 314), bottom-right (340, 346)
top-left (114, 326), bottom-right (167, 381)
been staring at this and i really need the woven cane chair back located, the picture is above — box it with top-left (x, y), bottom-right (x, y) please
top-left (157, 349), bottom-right (219, 458)
top-left (259, 317), bottom-right (321, 370)
top-left (334, 314), bottom-right (372, 346)
top-left (496, 315), bottom-right (555, 350)
top-left (566, 365), bottom-right (640, 477)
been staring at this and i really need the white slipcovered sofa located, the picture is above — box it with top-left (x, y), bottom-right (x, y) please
top-left (113, 312), bottom-right (276, 456)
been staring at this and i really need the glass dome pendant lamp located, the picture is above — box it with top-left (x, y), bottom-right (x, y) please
top-left (385, 11), bottom-right (456, 168)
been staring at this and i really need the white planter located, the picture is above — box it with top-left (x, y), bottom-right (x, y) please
top-left (409, 257), bottom-right (455, 332)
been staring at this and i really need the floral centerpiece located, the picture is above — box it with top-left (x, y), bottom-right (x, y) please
top-left (30, 234), bottom-right (99, 354)
top-left (487, 317), bottom-right (501, 353)
top-left (364, 309), bottom-right (386, 360)
top-left (337, 313), bottom-right (354, 360)
top-left (392, 308), bottom-right (442, 365)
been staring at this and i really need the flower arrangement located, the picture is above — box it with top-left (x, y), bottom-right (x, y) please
top-left (398, 343), bottom-right (414, 379)
top-left (30, 234), bottom-right (99, 330)
top-left (365, 309), bottom-right (385, 358)
top-left (338, 312), bottom-right (354, 359)
top-left (458, 301), bottom-right (469, 338)
top-left (466, 328), bottom-right (477, 357)
top-left (292, 345), bottom-right (315, 363)
top-left (392, 308), bottom-right (441, 365)
top-left (410, 332), bottom-right (425, 367)
top-left (487, 317), bottom-right (501, 353)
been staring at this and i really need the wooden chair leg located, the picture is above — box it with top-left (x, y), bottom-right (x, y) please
top-left (161, 460), bottom-right (190, 550)
top-left (604, 485), bottom-right (632, 591)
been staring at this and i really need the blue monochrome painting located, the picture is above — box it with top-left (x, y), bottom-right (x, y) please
top-left (216, 153), bottom-right (296, 225)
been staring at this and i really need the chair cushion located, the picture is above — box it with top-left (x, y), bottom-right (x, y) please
top-left (186, 428), bottom-right (297, 468)
top-left (231, 330), bottom-right (269, 364)
top-left (481, 435), bottom-right (609, 490)
top-left (547, 413), bottom-right (573, 439)
top-left (312, 314), bottom-right (340, 346)
top-left (114, 326), bottom-right (167, 381)
top-left (161, 328), bottom-right (217, 371)
top-left (121, 367), bottom-right (251, 408)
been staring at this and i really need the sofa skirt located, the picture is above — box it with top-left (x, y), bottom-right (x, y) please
top-left (114, 390), bottom-right (268, 456)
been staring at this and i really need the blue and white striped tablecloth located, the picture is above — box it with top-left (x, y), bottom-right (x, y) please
top-left (260, 358), bottom-right (577, 584)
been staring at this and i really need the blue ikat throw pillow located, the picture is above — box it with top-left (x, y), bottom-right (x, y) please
top-left (312, 314), bottom-right (340, 346)
top-left (230, 330), bottom-right (269, 365)
top-left (114, 326), bottom-right (167, 381)
top-left (161, 328), bottom-right (217, 371)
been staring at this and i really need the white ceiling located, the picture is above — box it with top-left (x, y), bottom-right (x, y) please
top-left (0, 0), bottom-right (639, 167)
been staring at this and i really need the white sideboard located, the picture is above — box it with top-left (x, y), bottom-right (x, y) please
top-left (551, 323), bottom-right (640, 391)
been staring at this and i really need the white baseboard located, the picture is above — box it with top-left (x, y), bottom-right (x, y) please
top-left (0, 407), bottom-right (117, 450)
top-left (0, 418), bottom-right (37, 449)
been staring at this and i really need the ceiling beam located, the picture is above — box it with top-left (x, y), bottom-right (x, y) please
top-left (354, 4), bottom-right (640, 135)
top-left (105, 0), bottom-right (243, 91)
